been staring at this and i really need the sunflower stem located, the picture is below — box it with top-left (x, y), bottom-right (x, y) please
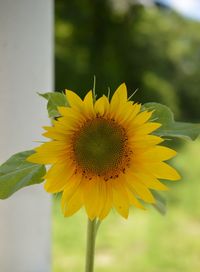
top-left (85, 218), bottom-right (98, 272)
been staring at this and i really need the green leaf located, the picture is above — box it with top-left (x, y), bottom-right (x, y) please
top-left (38, 92), bottom-right (69, 118)
top-left (143, 102), bottom-right (200, 140)
top-left (152, 191), bottom-right (167, 215)
top-left (0, 150), bottom-right (46, 199)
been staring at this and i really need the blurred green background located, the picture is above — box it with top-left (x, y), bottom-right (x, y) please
top-left (53, 1), bottom-right (200, 271)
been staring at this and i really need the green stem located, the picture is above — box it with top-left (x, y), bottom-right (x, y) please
top-left (85, 218), bottom-right (98, 272)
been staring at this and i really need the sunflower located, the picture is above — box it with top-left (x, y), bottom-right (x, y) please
top-left (27, 83), bottom-right (180, 220)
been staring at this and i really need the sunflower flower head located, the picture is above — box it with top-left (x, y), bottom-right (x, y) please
top-left (27, 83), bottom-right (181, 220)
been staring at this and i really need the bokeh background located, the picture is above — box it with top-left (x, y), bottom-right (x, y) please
top-left (53, 1), bottom-right (200, 271)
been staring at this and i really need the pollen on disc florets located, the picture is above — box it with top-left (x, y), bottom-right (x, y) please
top-left (71, 116), bottom-right (131, 180)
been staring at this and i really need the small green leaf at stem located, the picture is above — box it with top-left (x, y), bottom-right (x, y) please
top-left (0, 150), bottom-right (46, 199)
top-left (38, 92), bottom-right (69, 118)
top-left (143, 102), bottom-right (200, 141)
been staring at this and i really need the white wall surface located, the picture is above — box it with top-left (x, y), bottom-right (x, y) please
top-left (0, 1), bottom-right (53, 271)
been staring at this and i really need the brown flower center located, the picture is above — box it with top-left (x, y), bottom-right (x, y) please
top-left (72, 117), bottom-right (131, 180)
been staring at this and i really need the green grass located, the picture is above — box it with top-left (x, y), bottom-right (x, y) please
top-left (53, 140), bottom-right (200, 272)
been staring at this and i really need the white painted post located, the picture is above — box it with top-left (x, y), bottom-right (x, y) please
top-left (0, 1), bottom-right (53, 272)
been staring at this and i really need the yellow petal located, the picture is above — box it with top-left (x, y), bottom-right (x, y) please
top-left (83, 179), bottom-right (101, 220)
top-left (54, 115), bottom-right (80, 131)
top-left (112, 101), bottom-right (133, 123)
top-left (132, 110), bottom-right (154, 126)
top-left (65, 89), bottom-right (83, 109)
top-left (57, 106), bottom-right (83, 122)
top-left (129, 135), bottom-right (164, 148)
top-left (120, 103), bottom-right (141, 125)
top-left (44, 161), bottom-right (75, 193)
top-left (130, 122), bottom-right (161, 136)
top-left (111, 180), bottom-right (129, 218)
top-left (62, 184), bottom-right (83, 217)
top-left (94, 95), bottom-right (109, 116)
top-left (129, 103), bottom-right (142, 120)
top-left (148, 162), bottom-right (181, 180)
top-left (110, 83), bottom-right (128, 115)
top-left (141, 146), bottom-right (177, 162)
top-left (61, 175), bottom-right (82, 207)
top-left (42, 126), bottom-right (68, 141)
top-left (133, 172), bottom-right (169, 191)
top-left (98, 182), bottom-right (112, 220)
top-left (127, 175), bottom-right (155, 203)
top-left (57, 106), bottom-right (73, 117)
top-left (126, 188), bottom-right (145, 209)
top-left (112, 83), bottom-right (127, 103)
top-left (83, 90), bottom-right (95, 117)
top-left (26, 146), bottom-right (58, 164)
top-left (36, 141), bottom-right (66, 153)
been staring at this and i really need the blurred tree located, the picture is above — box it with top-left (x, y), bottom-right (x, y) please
top-left (55, 0), bottom-right (200, 121)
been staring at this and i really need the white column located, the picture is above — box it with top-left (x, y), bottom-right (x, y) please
top-left (0, 1), bottom-right (53, 272)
